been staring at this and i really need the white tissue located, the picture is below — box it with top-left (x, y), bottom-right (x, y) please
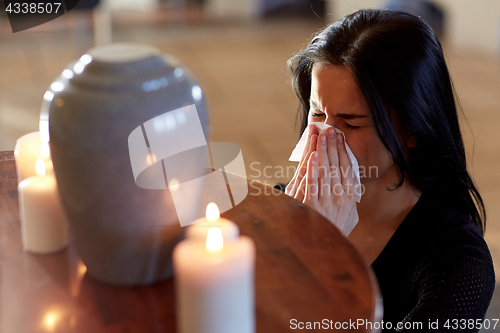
top-left (289, 122), bottom-right (362, 203)
top-left (289, 122), bottom-right (362, 236)
top-left (288, 122), bottom-right (361, 198)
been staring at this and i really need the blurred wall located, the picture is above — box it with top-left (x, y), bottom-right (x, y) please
top-left (434, 0), bottom-right (500, 55)
top-left (327, 0), bottom-right (380, 18)
top-left (327, 0), bottom-right (500, 55)
top-left (206, 0), bottom-right (259, 19)
top-left (107, 0), bottom-right (158, 11)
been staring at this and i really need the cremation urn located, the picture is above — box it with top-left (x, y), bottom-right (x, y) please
top-left (41, 43), bottom-right (209, 285)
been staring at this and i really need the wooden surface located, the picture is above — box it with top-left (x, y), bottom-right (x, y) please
top-left (0, 150), bottom-right (381, 332)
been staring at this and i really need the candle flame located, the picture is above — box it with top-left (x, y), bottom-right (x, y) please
top-left (206, 227), bottom-right (223, 253)
top-left (40, 142), bottom-right (50, 159)
top-left (35, 159), bottom-right (46, 176)
top-left (43, 309), bottom-right (62, 331)
top-left (206, 202), bottom-right (220, 221)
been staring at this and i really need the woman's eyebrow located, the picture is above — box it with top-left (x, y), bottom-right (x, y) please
top-left (309, 99), bottom-right (369, 119)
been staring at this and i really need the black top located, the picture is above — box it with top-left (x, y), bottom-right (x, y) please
top-left (372, 190), bottom-right (495, 332)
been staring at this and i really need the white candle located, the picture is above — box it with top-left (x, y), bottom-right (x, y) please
top-left (174, 203), bottom-right (255, 333)
top-left (18, 159), bottom-right (68, 254)
top-left (14, 131), bottom-right (43, 183)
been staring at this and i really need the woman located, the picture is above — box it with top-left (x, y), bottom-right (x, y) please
top-left (285, 9), bottom-right (495, 331)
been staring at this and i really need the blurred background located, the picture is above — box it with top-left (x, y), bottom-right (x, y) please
top-left (0, 0), bottom-right (499, 325)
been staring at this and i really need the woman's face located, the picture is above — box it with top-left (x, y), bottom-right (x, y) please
top-left (308, 64), bottom-right (394, 183)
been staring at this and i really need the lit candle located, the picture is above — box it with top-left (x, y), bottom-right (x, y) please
top-left (174, 203), bottom-right (255, 333)
top-left (18, 159), bottom-right (68, 254)
top-left (186, 202), bottom-right (240, 241)
top-left (14, 131), bottom-right (44, 183)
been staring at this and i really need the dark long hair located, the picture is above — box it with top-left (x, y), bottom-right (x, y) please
top-left (288, 9), bottom-right (486, 233)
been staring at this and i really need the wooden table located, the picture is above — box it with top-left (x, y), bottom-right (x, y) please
top-left (0, 150), bottom-right (381, 332)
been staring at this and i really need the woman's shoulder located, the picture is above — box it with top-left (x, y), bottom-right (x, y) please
top-left (377, 191), bottom-right (496, 326)
top-left (373, 189), bottom-right (492, 267)
top-left (374, 188), bottom-right (495, 287)
top-left (406, 191), bottom-right (495, 294)
top-left (418, 192), bottom-right (491, 259)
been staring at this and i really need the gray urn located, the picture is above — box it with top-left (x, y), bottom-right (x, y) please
top-left (41, 44), bottom-right (209, 285)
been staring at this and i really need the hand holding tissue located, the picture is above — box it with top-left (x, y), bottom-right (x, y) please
top-left (288, 122), bottom-right (362, 236)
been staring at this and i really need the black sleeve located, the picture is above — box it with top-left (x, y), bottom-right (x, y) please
top-left (397, 236), bottom-right (495, 332)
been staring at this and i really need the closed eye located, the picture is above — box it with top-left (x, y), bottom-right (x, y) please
top-left (345, 122), bottom-right (360, 130)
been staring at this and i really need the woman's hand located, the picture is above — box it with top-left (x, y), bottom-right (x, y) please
top-left (285, 124), bottom-right (319, 199)
top-left (297, 127), bottom-right (359, 236)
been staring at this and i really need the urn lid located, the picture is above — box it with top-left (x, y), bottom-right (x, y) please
top-left (89, 43), bottom-right (159, 63)
top-left (39, 43), bottom-right (206, 143)
top-left (66, 43), bottom-right (188, 91)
